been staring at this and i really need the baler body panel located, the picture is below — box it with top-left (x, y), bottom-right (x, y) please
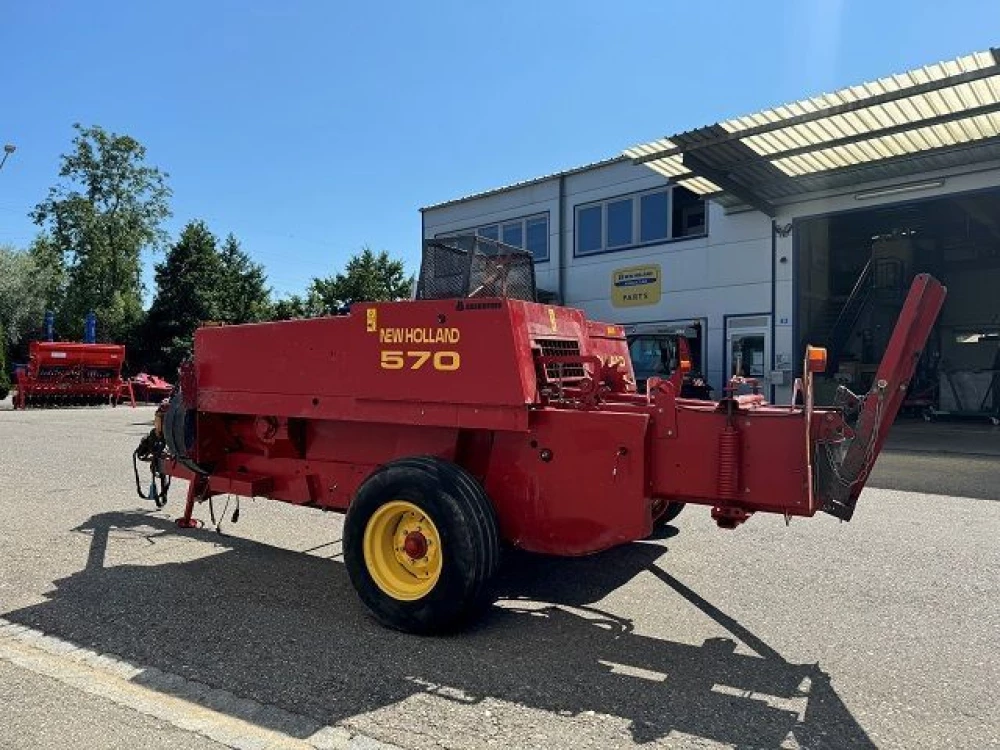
top-left (649, 404), bottom-right (813, 516)
top-left (486, 409), bottom-right (651, 556)
top-left (192, 298), bottom-right (633, 433)
top-left (193, 419), bottom-right (461, 510)
top-left (194, 299), bottom-right (547, 432)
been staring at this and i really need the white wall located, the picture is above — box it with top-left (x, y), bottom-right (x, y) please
top-left (559, 162), bottom-right (772, 392)
top-left (776, 161), bottom-right (1000, 224)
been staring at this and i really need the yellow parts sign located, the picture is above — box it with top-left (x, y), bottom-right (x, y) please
top-left (612, 264), bottom-right (661, 307)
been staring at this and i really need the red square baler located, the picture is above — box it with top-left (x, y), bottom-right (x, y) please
top-left (134, 239), bottom-right (945, 633)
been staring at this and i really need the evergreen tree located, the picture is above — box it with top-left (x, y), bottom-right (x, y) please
top-left (141, 220), bottom-right (222, 376)
top-left (306, 247), bottom-right (411, 315)
top-left (216, 234), bottom-right (271, 323)
top-left (270, 294), bottom-right (309, 320)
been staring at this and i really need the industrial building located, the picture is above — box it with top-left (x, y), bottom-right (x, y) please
top-left (421, 48), bottom-right (1000, 421)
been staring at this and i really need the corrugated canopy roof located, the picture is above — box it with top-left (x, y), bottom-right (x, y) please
top-left (624, 49), bottom-right (1000, 215)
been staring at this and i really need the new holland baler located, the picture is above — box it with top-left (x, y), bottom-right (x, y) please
top-left (134, 238), bottom-right (946, 633)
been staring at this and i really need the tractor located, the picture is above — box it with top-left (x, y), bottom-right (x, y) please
top-left (625, 321), bottom-right (712, 400)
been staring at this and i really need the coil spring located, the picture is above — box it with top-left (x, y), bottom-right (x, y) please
top-left (717, 425), bottom-right (740, 500)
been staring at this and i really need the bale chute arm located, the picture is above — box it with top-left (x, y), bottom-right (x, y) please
top-left (815, 273), bottom-right (947, 520)
top-left (641, 273), bottom-right (945, 528)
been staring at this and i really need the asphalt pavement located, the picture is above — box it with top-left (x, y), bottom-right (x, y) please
top-left (0, 661), bottom-right (226, 750)
top-left (0, 402), bottom-right (997, 749)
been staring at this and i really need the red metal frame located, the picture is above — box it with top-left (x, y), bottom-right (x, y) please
top-left (131, 372), bottom-right (174, 403)
top-left (15, 341), bottom-right (131, 409)
top-left (162, 275), bottom-right (945, 555)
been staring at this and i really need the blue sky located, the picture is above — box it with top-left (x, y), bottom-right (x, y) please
top-left (1, 1), bottom-right (997, 299)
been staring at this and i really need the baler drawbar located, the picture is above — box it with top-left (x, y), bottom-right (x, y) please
top-left (133, 240), bottom-right (945, 633)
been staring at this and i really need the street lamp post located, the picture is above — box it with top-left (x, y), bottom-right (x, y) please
top-left (0, 144), bottom-right (16, 171)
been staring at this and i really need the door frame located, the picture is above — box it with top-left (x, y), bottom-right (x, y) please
top-left (724, 313), bottom-right (772, 385)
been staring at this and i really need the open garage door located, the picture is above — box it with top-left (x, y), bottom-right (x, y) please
top-left (795, 188), bottom-right (1000, 427)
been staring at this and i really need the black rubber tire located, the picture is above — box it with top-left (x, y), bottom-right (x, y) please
top-left (343, 456), bottom-right (501, 635)
top-left (163, 391), bottom-right (208, 475)
top-left (657, 501), bottom-right (686, 525)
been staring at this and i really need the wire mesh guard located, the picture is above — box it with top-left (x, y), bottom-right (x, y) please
top-left (416, 235), bottom-right (537, 302)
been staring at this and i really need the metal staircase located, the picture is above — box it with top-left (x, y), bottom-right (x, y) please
top-left (812, 257), bottom-right (908, 374)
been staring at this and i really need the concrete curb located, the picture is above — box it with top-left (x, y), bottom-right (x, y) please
top-left (0, 617), bottom-right (402, 750)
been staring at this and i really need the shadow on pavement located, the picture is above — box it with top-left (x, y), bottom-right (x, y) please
top-left (5, 511), bottom-right (874, 749)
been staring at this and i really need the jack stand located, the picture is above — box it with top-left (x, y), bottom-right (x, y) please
top-left (176, 476), bottom-right (208, 528)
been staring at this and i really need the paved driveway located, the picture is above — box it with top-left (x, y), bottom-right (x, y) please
top-left (1, 405), bottom-right (996, 748)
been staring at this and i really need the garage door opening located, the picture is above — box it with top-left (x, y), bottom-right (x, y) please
top-left (795, 188), bottom-right (1000, 424)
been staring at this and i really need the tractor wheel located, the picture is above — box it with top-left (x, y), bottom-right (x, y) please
top-left (657, 501), bottom-right (686, 526)
top-left (344, 456), bottom-right (500, 635)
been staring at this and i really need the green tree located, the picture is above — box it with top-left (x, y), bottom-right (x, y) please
top-left (216, 234), bottom-right (271, 323)
top-left (141, 221), bottom-right (222, 376)
top-left (270, 294), bottom-right (309, 320)
top-left (0, 320), bottom-right (10, 401)
top-left (31, 123), bottom-right (171, 343)
top-left (27, 233), bottom-right (67, 314)
top-left (0, 243), bottom-right (62, 350)
top-left (306, 247), bottom-right (411, 315)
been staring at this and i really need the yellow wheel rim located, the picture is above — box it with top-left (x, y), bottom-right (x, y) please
top-left (362, 500), bottom-right (443, 601)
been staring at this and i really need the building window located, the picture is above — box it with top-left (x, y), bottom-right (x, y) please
top-left (438, 213), bottom-right (550, 262)
top-left (672, 186), bottom-right (706, 237)
top-left (607, 198), bottom-right (633, 248)
top-left (639, 191), bottom-right (669, 242)
top-left (525, 216), bottom-right (547, 260)
top-left (575, 185), bottom-right (706, 256)
top-left (502, 221), bottom-right (523, 248)
top-left (577, 205), bottom-right (602, 254)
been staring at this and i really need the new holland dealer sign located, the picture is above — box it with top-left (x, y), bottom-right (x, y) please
top-left (611, 265), bottom-right (661, 307)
